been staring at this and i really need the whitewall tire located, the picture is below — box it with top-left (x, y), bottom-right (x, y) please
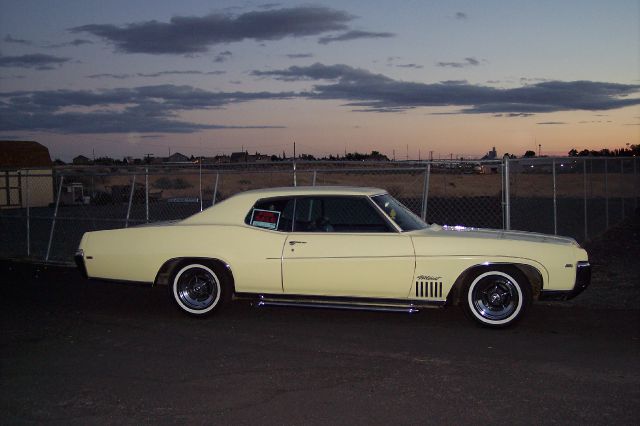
top-left (170, 263), bottom-right (224, 316)
top-left (463, 269), bottom-right (531, 328)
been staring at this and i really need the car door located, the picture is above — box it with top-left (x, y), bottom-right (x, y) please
top-left (239, 196), bottom-right (294, 294)
top-left (282, 196), bottom-right (415, 298)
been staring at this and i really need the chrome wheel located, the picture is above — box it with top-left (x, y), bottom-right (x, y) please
top-left (467, 271), bottom-right (524, 326)
top-left (172, 264), bottom-right (221, 314)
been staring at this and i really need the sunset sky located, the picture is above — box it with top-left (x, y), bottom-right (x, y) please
top-left (0, 0), bottom-right (638, 161)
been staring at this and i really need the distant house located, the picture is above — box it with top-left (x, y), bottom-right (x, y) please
top-left (72, 155), bottom-right (91, 165)
top-left (482, 147), bottom-right (498, 160)
top-left (0, 140), bottom-right (54, 208)
top-left (203, 155), bottom-right (230, 164)
top-left (230, 151), bottom-right (249, 163)
top-left (164, 152), bottom-right (191, 163)
top-left (247, 153), bottom-right (272, 163)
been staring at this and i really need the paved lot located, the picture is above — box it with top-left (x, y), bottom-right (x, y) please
top-left (1, 260), bottom-right (639, 425)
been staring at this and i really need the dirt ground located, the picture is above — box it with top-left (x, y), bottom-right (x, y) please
top-left (1, 215), bottom-right (639, 424)
top-left (562, 213), bottom-right (640, 310)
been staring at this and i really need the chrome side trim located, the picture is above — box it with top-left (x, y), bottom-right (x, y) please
top-left (234, 293), bottom-right (445, 313)
top-left (257, 299), bottom-right (419, 313)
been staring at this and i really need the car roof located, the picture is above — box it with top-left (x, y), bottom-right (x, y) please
top-left (240, 186), bottom-right (387, 197)
top-left (181, 186), bottom-right (388, 225)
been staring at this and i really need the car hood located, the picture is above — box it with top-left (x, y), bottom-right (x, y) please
top-left (412, 224), bottom-right (579, 246)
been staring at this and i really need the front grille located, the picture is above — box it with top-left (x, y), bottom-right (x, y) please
top-left (415, 281), bottom-right (442, 298)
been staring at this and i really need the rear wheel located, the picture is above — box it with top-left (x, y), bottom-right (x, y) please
top-left (462, 268), bottom-right (531, 328)
top-left (169, 262), bottom-right (229, 316)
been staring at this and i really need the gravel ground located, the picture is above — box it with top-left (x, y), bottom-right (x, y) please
top-left (558, 212), bottom-right (640, 310)
top-left (1, 213), bottom-right (638, 424)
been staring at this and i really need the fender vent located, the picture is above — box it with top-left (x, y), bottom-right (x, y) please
top-left (416, 281), bottom-right (442, 298)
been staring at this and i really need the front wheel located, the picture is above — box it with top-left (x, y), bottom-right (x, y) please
top-left (462, 269), bottom-right (531, 328)
top-left (169, 262), bottom-right (228, 316)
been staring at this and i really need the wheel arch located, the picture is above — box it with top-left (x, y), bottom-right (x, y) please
top-left (447, 262), bottom-right (543, 305)
top-left (154, 257), bottom-right (235, 292)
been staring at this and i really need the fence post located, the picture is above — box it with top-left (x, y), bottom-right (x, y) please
top-left (312, 170), bottom-right (317, 186)
top-left (145, 167), bottom-right (149, 223)
top-left (504, 158), bottom-right (511, 230)
top-left (125, 174), bottom-right (136, 228)
top-left (199, 159), bottom-right (203, 212)
top-left (604, 158), bottom-right (609, 229)
top-left (25, 170), bottom-right (30, 256)
top-left (212, 172), bottom-right (219, 206)
top-left (45, 174), bottom-right (64, 262)
top-left (583, 158), bottom-right (588, 242)
top-left (420, 164), bottom-right (431, 221)
top-left (635, 157), bottom-right (638, 211)
top-left (293, 161), bottom-right (297, 187)
top-left (552, 158), bottom-right (557, 235)
top-left (620, 158), bottom-right (624, 220)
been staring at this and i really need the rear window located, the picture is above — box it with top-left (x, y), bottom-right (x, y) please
top-left (245, 198), bottom-right (295, 232)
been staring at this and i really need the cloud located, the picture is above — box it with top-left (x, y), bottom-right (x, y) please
top-left (214, 50), bottom-right (232, 63)
top-left (536, 121), bottom-right (567, 125)
top-left (87, 73), bottom-right (131, 79)
top-left (258, 3), bottom-right (281, 9)
top-left (286, 53), bottom-right (313, 59)
top-left (139, 70), bottom-right (226, 77)
top-left (70, 6), bottom-right (354, 54)
top-left (0, 84), bottom-right (292, 133)
top-left (0, 74), bottom-right (26, 80)
top-left (318, 30), bottom-right (395, 44)
top-left (493, 113), bottom-right (534, 117)
top-left (437, 57), bottom-right (481, 68)
top-left (42, 39), bottom-right (94, 48)
top-left (253, 63), bottom-right (640, 114)
top-left (4, 34), bottom-right (32, 45)
top-left (455, 12), bottom-right (468, 20)
top-left (252, 62), bottom-right (392, 83)
top-left (396, 63), bottom-right (423, 69)
top-left (0, 53), bottom-right (70, 70)
top-left (0, 109), bottom-right (283, 133)
top-left (87, 70), bottom-right (226, 79)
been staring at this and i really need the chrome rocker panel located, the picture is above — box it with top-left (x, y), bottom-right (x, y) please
top-left (234, 293), bottom-right (446, 313)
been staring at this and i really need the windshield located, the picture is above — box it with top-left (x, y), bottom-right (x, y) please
top-left (371, 194), bottom-right (428, 232)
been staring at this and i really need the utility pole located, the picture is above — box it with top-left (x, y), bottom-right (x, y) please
top-left (293, 141), bottom-right (296, 159)
top-left (429, 150), bottom-right (433, 161)
top-left (538, 144), bottom-right (542, 157)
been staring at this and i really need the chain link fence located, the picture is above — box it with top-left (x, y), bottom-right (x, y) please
top-left (1, 157), bottom-right (637, 264)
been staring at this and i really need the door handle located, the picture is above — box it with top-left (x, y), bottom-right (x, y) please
top-left (289, 240), bottom-right (307, 246)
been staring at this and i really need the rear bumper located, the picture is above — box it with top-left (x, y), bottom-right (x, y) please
top-left (74, 250), bottom-right (88, 279)
top-left (539, 261), bottom-right (591, 301)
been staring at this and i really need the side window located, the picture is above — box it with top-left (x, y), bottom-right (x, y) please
top-left (294, 197), bottom-right (392, 233)
top-left (246, 198), bottom-right (295, 232)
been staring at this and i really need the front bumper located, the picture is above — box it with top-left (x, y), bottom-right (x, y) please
top-left (539, 261), bottom-right (591, 301)
top-left (74, 249), bottom-right (88, 279)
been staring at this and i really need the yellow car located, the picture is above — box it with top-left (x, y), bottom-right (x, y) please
top-left (75, 186), bottom-right (590, 328)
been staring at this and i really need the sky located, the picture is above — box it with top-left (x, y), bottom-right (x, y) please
top-left (0, 0), bottom-right (638, 161)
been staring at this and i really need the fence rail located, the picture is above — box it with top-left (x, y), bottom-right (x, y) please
top-left (1, 157), bottom-right (637, 264)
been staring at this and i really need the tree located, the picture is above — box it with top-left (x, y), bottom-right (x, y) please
top-left (568, 148), bottom-right (578, 157)
top-left (523, 150), bottom-right (536, 158)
